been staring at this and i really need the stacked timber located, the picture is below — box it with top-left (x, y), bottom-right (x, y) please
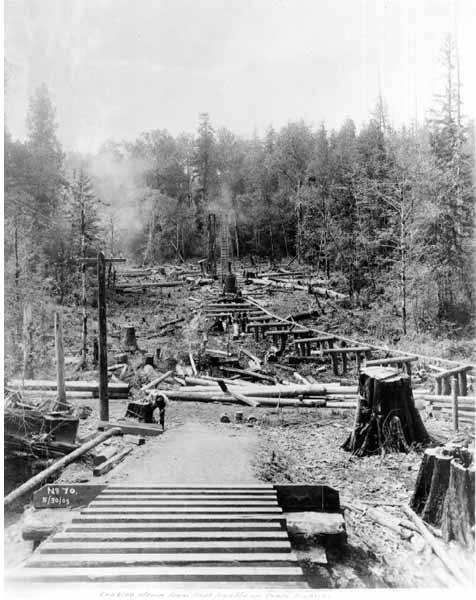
top-left (148, 379), bottom-right (357, 409)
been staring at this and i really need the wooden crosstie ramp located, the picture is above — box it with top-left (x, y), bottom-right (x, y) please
top-left (13, 484), bottom-right (308, 588)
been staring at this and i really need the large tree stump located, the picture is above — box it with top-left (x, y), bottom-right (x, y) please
top-left (121, 326), bottom-right (138, 352)
top-left (410, 447), bottom-right (452, 525)
top-left (411, 445), bottom-right (474, 550)
top-left (342, 367), bottom-right (431, 456)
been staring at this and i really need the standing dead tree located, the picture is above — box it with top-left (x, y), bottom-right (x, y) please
top-left (342, 366), bottom-right (432, 456)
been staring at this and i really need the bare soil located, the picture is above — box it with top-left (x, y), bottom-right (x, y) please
top-left (4, 276), bottom-right (475, 589)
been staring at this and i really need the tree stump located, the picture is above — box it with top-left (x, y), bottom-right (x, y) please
top-left (144, 353), bottom-right (154, 367)
top-left (410, 447), bottom-right (452, 525)
top-left (342, 367), bottom-right (431, 456)
top-left (411, 445), bottom-right (474, 550)
top-left (121, 326), bottom-right (138, 352)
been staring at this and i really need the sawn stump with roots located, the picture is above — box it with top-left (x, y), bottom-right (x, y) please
top-left (342, 367), bottom-right (431, 456)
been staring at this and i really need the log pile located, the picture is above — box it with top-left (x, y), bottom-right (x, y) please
top-left (411, 444), bottom-right (475, 549)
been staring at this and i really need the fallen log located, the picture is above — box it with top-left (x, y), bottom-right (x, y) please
top-left (93, 445), bottom-right (120, 466)
top-left (402, 504), bottom-right (470, 585)
top-left (8, 379), bottom-right (129, 396)
top-left (158, 384), bottom-right (355, 398)
top-left (342, 501), bottom-right (412, 540)
top-left (114, 281), bottom-right (184, 289)
top-left (216, 380), bottom-right (259, 407)
top-left (287, 309), bottom-right (320, 321)
top-left (158, 317), bottom-right (185, 329)
top-left (140, 370), bottom-right (175, 391)
top-left (309, 285), bottom-right (347, 300)
top-left (93, 447), bottom-right (133, 476)
top-left (97, 421), bottom-right (163, 436)
top-left (4, 429), bottom-right (122, 506)
top-left (217, 366), bottom-right (276, 383)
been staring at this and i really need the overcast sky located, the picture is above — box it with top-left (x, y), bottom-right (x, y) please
top-left (4, 0), bottom-right (475, 152)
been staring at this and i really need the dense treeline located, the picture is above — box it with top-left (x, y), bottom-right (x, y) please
top-left (3, 37), bottom-right (475, 374)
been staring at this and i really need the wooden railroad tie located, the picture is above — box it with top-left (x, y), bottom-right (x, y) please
top-left (10, 484), bottom-right (308, 587)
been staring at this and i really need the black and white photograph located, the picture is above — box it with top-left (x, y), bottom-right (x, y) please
top-left (2, 0), bottom-right (475, 596)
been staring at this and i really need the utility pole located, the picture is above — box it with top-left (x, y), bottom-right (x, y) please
top-left (80, 173), bottom-right (88, 369)
top-left (97, 251), bottom-right (109, 421)
top-left (54, 310), bottom-right (68, 411)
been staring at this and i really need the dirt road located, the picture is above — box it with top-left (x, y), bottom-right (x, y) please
top-left (98, 416), bottom-right (262, 485)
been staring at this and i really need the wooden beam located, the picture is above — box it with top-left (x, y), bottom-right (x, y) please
top-left (98, 421), bottom-right (163, 437)
top-left (98, 251), bottom-right (109, 421)
top-left (53, 311), bottom-right (67, 410)
top-left (93, 447), bottom-right (133, 476)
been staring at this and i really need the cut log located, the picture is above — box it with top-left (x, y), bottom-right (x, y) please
top-left (342, 501), bottom-right (412, 540)
top-left (93, 447), bottom-right (132, 476)
top-left (402, 505), bottom-right (470, 585)
top-left (141, 370), bottom-right (174, 391)
top-left (97, 421), bottom-right (163, 436)
top-left (216, 380), bottom-right (259, 408)
top-left (121, 326), bottom-right (138, 352)
top-left (93, 446), bottom-right (120, 466)
top-left (342, 367), bottom-right (431, 456)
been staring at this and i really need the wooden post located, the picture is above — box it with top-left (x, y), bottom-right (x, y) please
top-left (436, 379), bottom-right (442, 396)
top-left (458, 371), bottom-right (468, 397)
top-left (341, 341), bottom-right (348, 374)
top-left (97, 251), bottom-right (109, 421)
top-left (80, 188), bottom-right (88, 369)
top-left (330, 353), bottom-right (339, 376)
top-left (451, 377), bottom-right (459, 432)
top-left (54, 310), bottom-right (67, 410)
top-left (442, 376), bottom-right (451, 396)
top-left (22, 302), bottom-right (34, 381)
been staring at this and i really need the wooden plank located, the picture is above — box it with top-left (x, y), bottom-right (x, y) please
top-left (82, 506), bottom-right (282, 514)
top-left (106, 484), bottom-right (274, 489)
top-left (274, 484), bottom-right (341, 512)
top-left (434, 365), bottom-right (473, 379)
top-left (292, 336), bottom-right (336, 344)
top-left (7, 579), bottom-right (307, 588)
top-left (93, 447), bottom-right (132, 476)
top-left (51, 531), bottom-right (288, 541)
top-left (39, 540), bottom-right (292, 553)
top-left (97, 421), bottom-right (163, 436)
top-left (67, 522), bottom-right (284, 532)
top-left (54, 311), bottom-right (67, 409)
top-left (73, 514), bottom-right (285, 523)
top-left (8, 379), bottom-right (128, 392)
top-left (33, 485), bottom-right (105, 509)
top-left (98, 251), bottom-right (109, 421)
top-left (97, 493), bottom-right (277, 499)
top-left (319, 347), bottom-right (372, 354)
top-left (366, 356), bottom-right (417, 366)
top-left (89, 500), bottom-right (279, 507)
top-left (11, 565), bottom-right (305, 582)
top-left (28, 553), bottom-right (298, 567)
